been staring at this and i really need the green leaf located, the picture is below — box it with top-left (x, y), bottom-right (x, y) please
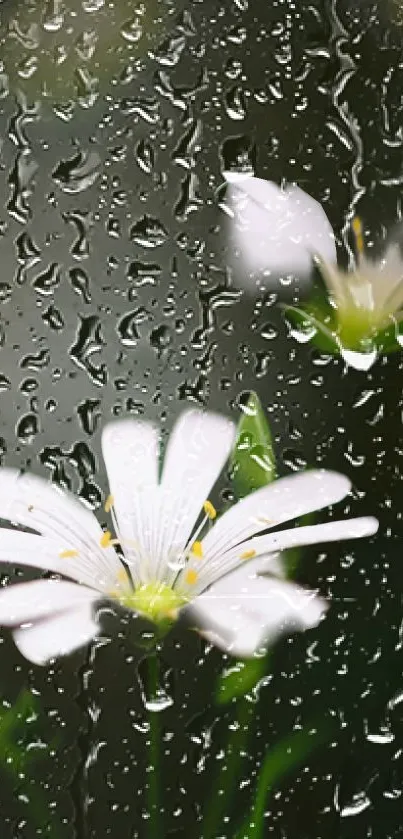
top-left (231, 392), bottom-right (276, 500)
top-left (216, 656), bottom-right (267, 706)
top-left (236, 718), bottom-right (333, 839)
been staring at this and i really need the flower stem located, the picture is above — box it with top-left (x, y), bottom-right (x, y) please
top-left (146, 654), bottom-right (164, 839)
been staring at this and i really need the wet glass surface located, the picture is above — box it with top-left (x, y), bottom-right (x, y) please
top-left (0, 1), bottom-right (403, 837)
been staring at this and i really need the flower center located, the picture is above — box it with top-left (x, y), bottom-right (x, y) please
top-left (118, 582), bottom-right (187, 626)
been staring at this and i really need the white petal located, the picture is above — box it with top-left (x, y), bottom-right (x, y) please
top-left (0, 529), bottom-right (126, 593)
top-left (12, 604), bottom-right (99, 665)
top-left (101, 419), bottom-right (159, 570)
top-left (223, 175), bottom-right (336, 290)
top-left (367, 245), bottom-right (403, 310)
top-left (185, 516), bottom-right (378, 595)
top-left (0, 579), bottom-right (99, 626)
top-left (316, 259), bottom-right (349, 308)
top-left (232, 516), bottom-right (378, 563)
top-left (0, 468), bottom-right (100, 540)
top-left (188, 564), bottom-right (326, 657)
top-left (156, 411), bottom-right (235, 580)
top-left (0, 470), bottom-right (122, 592)
top-left (345, 276), bottom-right (374, 311)
top-left (201, 470), bottom-right (351, 569)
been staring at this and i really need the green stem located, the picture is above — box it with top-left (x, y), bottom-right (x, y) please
top-left (236, 721), bottom-right (331, 839)
top-left (146, 654), bottom-right (164, 839)
top-left (202, 697), bottom-right (253, 839)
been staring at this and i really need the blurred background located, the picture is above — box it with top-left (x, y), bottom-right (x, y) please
top-left (1, 0), bottom-right (403, 836)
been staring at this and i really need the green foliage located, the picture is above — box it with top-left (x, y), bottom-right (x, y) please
top-left (0, 690), bottom-right (61, 837)
top-left (0, 689), bottom-right (38, 773)
top-left (236, 719), bottom-right (332, 839)
top-left (230, 392), bottom-right (276, 500)
top-left (216, 657), bottom-right (267, 706)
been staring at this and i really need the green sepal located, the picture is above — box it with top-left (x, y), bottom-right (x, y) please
top-left (230, 392), bottom-right (276, 500)
top-left (282, 303), bottom-right (339, 353)
top-left (283, 304), bottom-right (403, 356)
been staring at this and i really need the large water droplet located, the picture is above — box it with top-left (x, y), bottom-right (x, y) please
top-left (137, 655), bottom-right (174, 713)
top-left (341, 347), bottom-right (378, 371)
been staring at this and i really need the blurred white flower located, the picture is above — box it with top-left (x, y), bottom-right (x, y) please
top-left (222, 172), bottom-right (336, 291)
top-left (316, 218), bottom-right (403, 350)
top-left (0, 410), bottom-right (377, 664)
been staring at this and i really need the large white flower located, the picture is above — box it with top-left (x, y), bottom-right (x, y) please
top-left (0, 411), bottom-right (377, 664)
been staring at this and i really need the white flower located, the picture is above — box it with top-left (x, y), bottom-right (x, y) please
top-left (0, 410), bottom-right (377, 664)
top-left (316, 218), bottom-right (403, 349)
top-left (222, 172), bottom-right (336, 290)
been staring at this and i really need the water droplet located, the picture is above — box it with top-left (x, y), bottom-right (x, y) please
top-left (16, 413), bottom-right (40, 444)
top-left (117, 308), bottom-right (151, 346)
top-left (334, 784), bottom-right (372, 817)
top-left (0, 283), bottom-right (12, 303)
top-left (63, 211), bottom-right (90, 259)
top-left (149, 325), bottom-right (172, 355)
top-left (8, 152), bottom-right (38, 223)
top-left (82, 0), bottom-right (104, 10)
top-left (137, 655), bottom-right (174, 713)
top-left (130, 216), bottom-right (168, 248)
top-left (0, 374), bottom-right (11, 393)
top-left (175, 172), bottom-right (202, 221)
top-left (70, 315), bottom-right (107, 386)
top-left (76, 399), bottom-right (101, 435)
top-left (53, 150), bottom-right (101, 193)
top-left (75, 67), bottom-right (99, 109)
top-left (42, 0), bottom-right (65, 32)
top-left (69, 267), bottom-right (92, 302)
top-left (341, 347), bottom-right (378, 371)
top-left (42, 305), bottom-right (64, 330)
top-left (149, 35), bottom-right (186, 67)
top-left (173, 118), bottom-right (202, 170)
top-left (32, 262), bottom-right (61, 296)
top-left (20, 349), bottom-right (50, 370)
top-left (74, 30), bottom-right (98, 61)
top-left (220, 134), bottom-right (255, 178)
top-left (121, 97), bottom-right (159, 124)
top-left (127, 261), bottom-right (161, 287)
top-left (121, 15), bottom-right (143, 43)
top-left (134, 139), bottom-right (155, 174)
top-left (225, 85), bottom-right (247, 121)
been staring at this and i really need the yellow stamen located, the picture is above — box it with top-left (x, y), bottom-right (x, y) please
top-left (203, 500), bottom-right (217, 520)
top-left (117, 567), bottom-right (129, 585)
top-left (59, 549), bottom-right (79, 559)
top-left (240, 549), bottom-right (257, 560)
top-left (352, 216), bottom-right (364, 255)
top-left (100, 530), bottom-right (113, 548)
top-left (104, 494), bottom-right (114, 513)
top-left (191, 540), bottom-right (203, 559)
top-left (185, 569), bottom-right (198, 586)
